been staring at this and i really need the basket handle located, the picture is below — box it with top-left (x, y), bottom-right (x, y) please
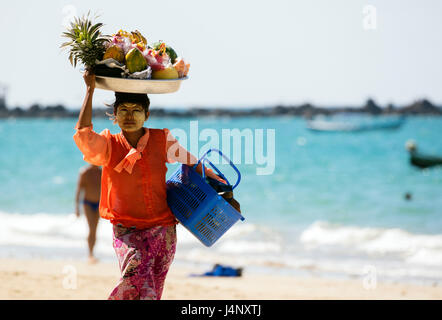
top-left (193, 148), bottom-right (241, 190)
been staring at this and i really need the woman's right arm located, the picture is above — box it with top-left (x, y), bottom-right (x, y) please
top-left (73, 71), bottom-right (112, 166)
top-left (76, 70), bottom-right (95, 129)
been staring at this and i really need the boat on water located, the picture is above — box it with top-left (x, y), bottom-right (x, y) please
top-left (406, 140), bottom-right (442, 169)
top-left (306, 114), bottom-right (405, 132)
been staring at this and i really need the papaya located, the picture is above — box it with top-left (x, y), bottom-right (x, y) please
top-left (125, 48), bottom-right (147, 73)
top-left (103, 45), bottom-right (125, 63)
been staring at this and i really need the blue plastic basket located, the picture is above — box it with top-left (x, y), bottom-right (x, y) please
top-left (166, 148), bottom-right (244, 247)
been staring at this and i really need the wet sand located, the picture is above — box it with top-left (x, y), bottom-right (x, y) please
top-left (1, 258), bottom-right (441, 300)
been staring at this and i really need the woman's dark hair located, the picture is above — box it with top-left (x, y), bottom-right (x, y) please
top-left (106, 92), bottom-right (150, 122)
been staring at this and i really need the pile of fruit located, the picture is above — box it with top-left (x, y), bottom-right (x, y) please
top-left (101, 29), bottom-right (190, 79)
top-left (61, 13), bottom-right (189, 80)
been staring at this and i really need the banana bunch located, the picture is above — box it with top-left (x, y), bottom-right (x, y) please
top-left (130, 30), bottom-right (147, 46)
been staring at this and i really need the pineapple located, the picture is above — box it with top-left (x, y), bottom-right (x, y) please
top-left (60, 12), bottom-right (110, 70)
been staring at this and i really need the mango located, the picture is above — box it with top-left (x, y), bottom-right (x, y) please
top-left (152, 67), bottom-right (179, 79)
top-left (125, 48), bottom-right (147, 73)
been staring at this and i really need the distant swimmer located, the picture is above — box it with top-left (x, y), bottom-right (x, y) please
top-left (75, 164), bottom-right (102, 264)
top-left (405, 140), bottom-right (417, 153)
top-left (404, 192), bottom-right (412, 201)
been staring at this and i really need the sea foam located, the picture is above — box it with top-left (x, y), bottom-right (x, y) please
top-left (300, 220), bottom-right (442, 258)
top-left (1, 211), bottom-right (442, 285)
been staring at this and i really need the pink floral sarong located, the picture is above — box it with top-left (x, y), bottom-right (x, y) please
top-left (108, 224), bottom-right (177, 300)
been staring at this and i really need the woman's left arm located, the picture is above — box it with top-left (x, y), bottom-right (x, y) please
top-left (164, 129), bottom-right (226, 183)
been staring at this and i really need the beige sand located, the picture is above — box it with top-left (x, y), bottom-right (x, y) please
top-left (0, 258), bottom-right (441, 300)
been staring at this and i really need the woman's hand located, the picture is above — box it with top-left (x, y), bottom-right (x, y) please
top-left (83, 70), bottom-right (96, 91)
top-left (195, 163), bottom-right (227, 184)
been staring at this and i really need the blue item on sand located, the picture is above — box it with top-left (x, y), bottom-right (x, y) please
top-left (190, 264), bottom-right (243, 277)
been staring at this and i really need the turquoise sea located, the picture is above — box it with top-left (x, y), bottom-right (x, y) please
top-left (0, 116), bottom-right (441, 285)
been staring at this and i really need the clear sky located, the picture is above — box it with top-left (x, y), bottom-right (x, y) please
top-left (1, 0), bottom-right (441, 109)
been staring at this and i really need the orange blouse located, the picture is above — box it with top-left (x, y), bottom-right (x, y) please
top-left (73, 124), bottom-right (211, 229)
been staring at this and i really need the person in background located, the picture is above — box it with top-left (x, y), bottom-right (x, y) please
top-left (75, 164), bottom-right (102, 264)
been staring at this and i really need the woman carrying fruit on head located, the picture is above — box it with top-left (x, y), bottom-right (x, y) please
top-left (73, 70), bottom-right (224, 300)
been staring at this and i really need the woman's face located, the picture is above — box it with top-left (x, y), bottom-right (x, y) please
top-left (116, 102), bottom-right (148, 132)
